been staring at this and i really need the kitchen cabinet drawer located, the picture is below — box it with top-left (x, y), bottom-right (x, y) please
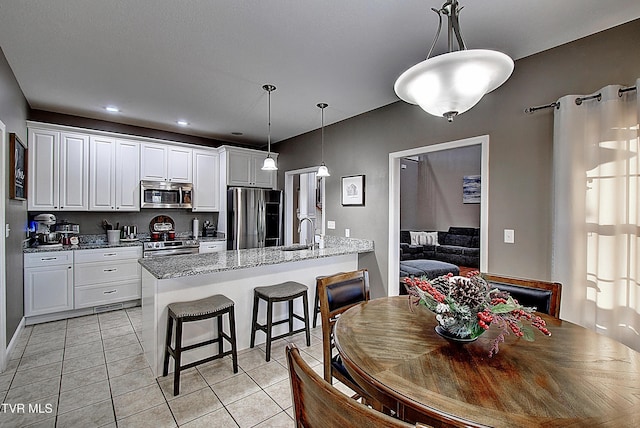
top-left (75, 280), bottom-right (141, 309)
top-left (75, 260), bottom-right (140, 286)
top-left (25, 251), bottom-right (74, 268)
top-left (199, 241), bottom-right (226, 253)
top-left (74, 246), bottom-right (141, 263)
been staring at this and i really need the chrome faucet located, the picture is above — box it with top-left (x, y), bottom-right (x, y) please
top-left (298, 217), bottom-right (315, 249)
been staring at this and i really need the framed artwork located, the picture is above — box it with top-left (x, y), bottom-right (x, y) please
top-left (341, 174), bottom-right (365, 206)
top-left (9, 133), bottom-right (27, 200)
top-left (463, 175), bottom-right (481, 204)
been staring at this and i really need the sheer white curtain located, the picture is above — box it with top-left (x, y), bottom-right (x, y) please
top-left (552, 80), bottom-right (640, 352)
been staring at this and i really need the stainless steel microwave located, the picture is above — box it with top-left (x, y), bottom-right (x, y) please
top-left (140, 181), bottom-right (193, 209)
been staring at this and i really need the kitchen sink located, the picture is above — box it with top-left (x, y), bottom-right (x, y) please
top-left (281, 244), bottom-right (311, 251)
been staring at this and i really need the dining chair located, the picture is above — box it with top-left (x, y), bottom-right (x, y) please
top-left (483, 274), bottom-right (562, 318)
top-left (317, 269), bottom-right (371, 391)
top-left (286, 343), bottom-right (419, 428)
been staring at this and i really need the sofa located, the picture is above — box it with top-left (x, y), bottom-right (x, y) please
top-left (400, 227), bottom-right (480, 268)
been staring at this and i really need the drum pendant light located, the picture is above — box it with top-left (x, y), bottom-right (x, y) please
top-left (394, 0), bottom-right (513, 122)
top-left (261, 84), bottom-right (278, 170)
top-left (316, 103), bottom-right (330, 177)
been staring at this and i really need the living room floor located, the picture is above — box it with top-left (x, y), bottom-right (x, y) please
top-left (0, 307), bottom-right (339, 427)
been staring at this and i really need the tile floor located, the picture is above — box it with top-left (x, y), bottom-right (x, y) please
top-left (0, 306), bottom-right (347, 427)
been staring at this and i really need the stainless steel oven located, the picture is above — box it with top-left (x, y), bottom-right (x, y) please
top-left (142, 239), bottom-right (200, 257)
top-left (141, 181), bottom-right (193, 209)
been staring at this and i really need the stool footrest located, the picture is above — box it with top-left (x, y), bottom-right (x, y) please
top-left (180, 350), bottom-right (237, 372)
top-left (269, 327), bottom-right (308, 343)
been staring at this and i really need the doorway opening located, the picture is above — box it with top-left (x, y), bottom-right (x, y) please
top-left (1, 119), bottom-right (7, 371)
top-left (388, 135), bottom-right (489, 296)
top-left (284, 167), bottom-right (326, 246)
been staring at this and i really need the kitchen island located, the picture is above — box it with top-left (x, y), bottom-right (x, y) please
top-left (140, 236), bottom-right (373, 376)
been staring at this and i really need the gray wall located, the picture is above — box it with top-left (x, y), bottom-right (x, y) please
top-left (1, 47), bottom-right (29, 343)
top-left (275, 19), bottom-right (640, 297)
top-left (401, 146), bottom-right (481, 231)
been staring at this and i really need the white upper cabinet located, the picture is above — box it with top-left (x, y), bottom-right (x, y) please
top-left (28, 128), bottom-right (89, 211)
top-left (115, 140), bottom-right (140, 211)
top-left (223, 146), bottom-right (277, 188)
top-left (89, 136), bottom-right (140, 211)
top-left (192, 149), bottom-right (220, 212)
top-left (141, 143), bottom-right (192, 182)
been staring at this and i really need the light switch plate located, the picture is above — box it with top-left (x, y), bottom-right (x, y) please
top-left (345, 228), bottom-right (350, 238)
top-left (327, 221), bottom-right (336, 230)
top-left (504, 229), bottom-right (515, 244)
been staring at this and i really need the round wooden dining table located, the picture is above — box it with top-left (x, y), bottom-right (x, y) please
top-left (334, 296), bottom-right (640, 427)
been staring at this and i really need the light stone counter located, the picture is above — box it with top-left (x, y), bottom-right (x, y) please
top-left (141, 236), bottom-right (374, 376)
top-left (138, 236), bottom-right (373, 280)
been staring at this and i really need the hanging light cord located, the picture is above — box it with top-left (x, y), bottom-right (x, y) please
top-left (317, 103), bottom-right (328, 164)
top-left (262, 84), bottom-right (276, 157)
top-left (267, 88), bottom-right (272, 156)
top-left (321, 106), bottom-right (325, 162)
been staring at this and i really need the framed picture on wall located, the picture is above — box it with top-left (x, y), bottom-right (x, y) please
top-left (9, 133), bottom-right (27, 200)
top-left (463, 175), bottom-right (481, 204)
top-left (341, 174), bottom-right (365, 206)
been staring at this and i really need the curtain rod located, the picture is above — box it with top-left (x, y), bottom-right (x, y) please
top-left (525, 85), bottom-right (637, 114)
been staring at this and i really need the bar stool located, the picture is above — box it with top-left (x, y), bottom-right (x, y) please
top-left (163, 294), bottom-right (238, 396)
top-left (250, 281), bottom-right (311, 361)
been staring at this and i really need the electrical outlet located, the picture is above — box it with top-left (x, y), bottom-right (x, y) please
top-left (504, 229), bottom-right (515, 244)
top-left (345, 228), bottom-right (350, 238)
top-left (327, 221), bottom-right (336, 230)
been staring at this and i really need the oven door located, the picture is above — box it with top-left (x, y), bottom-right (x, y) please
top-left (143, 247), bottom-right (199, 258)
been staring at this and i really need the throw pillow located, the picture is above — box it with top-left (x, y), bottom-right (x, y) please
top-left (425, 231), bottom-right (439, 246)
top-left (409, 231), bottom-right (420, 245)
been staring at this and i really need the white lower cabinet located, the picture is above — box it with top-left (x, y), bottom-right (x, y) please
top-left (74, 246), bottom-right (142, 309)
top-left (199, 240), bottom-right (226, 253)
top-left (24, 251), bottom-right (74, 317)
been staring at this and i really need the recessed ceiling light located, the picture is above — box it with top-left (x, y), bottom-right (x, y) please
top-left (105, 106), bottom-right (120, 113)
top-left (177, 120), bottom-right (189, 126)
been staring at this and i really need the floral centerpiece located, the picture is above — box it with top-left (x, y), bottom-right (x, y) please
top-left (404, 272), bottom-right (551, 357)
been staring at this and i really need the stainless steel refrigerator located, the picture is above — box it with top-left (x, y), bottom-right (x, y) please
top-left (227, 187), bottom-right (283, 250)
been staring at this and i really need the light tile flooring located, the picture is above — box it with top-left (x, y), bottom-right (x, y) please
top-left (0, 307), bottom-right (342, 427)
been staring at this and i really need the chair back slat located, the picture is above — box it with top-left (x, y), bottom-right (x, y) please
top-left (286, 343), bottom-right (413, 428)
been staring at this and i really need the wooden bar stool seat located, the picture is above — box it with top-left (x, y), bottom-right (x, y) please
top-left (163, 294), bottom-right (238, 396)
top-left (250, 281), bottom-right (311, 361)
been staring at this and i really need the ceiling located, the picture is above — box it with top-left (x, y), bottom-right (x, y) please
top-left (1, 1), bottom-right (640, 148)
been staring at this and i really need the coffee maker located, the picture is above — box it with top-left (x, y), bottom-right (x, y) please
top-left (32, 213), bottom-right (61, 246)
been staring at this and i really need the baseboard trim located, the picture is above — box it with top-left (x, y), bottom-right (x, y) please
top-left (3, 317), bottom-right (25, 370)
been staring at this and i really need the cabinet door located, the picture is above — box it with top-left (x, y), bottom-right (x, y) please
top-left (252, 153), bottom-right (276, 188)
top-left (227, 150), bottom-right (253, 186)
top-left (24, 264), bottom-right (73, 316)
top-left (140, 143), bottom-right (167, 181)
top-left (167, 146), bottom-right (193, 182)
top-left (192, 149), bottom-right (220, 211)
top-left (89, 136), bottom-right (116, 210)
top-left (115, 139), bottom-right (140, 211)
top-left (27, 128), bottom-right (59, 210)
top-left (59, 132), bottom-right (89, 211)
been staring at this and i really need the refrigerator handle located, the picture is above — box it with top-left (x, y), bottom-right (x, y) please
top-left (258, 201), bottom-right (265, 247)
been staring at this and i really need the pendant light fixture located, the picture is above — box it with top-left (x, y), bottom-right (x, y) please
top-left (261, 84), bottom-right (278, 171)
top-left (394, 0), bottom-right (513, 122)
top-left (316, 103), bottom-right (330, 177)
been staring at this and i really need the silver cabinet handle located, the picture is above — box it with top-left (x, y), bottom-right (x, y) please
top-left (103, 253), bottom-right (117, 257)
top-left (41, 257), bottom-right (57, 261)
top-left (103, 290), bottom-right (117, 294)
top-left (103, 268), bottom-right (118, 272)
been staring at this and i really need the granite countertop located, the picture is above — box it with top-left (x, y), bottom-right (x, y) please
top-left (23, 235), bottom-right (226, 253)
top-left (139, 236), bottom-right (374, 280)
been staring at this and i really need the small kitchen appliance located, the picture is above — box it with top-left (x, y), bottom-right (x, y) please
top-left (53, 219), bottom-right (80, 245)
top-left (202, 220), bottom-right (217, 237)
top-left (141, 181), bottom-right (193, 209)
top-left (32, 213), bottom-right (62, 246)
